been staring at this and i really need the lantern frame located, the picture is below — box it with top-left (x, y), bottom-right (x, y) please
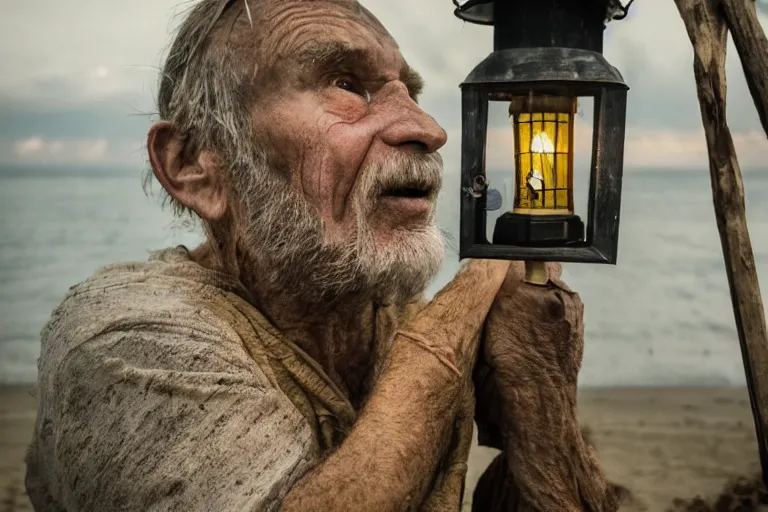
top-left (457, 7), bottom-right (630, 264)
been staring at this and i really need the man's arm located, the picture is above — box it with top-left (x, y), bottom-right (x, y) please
top-left (474, 271), bottom-right (621, 512)
top-left (281, 258), bottom-right (510, 511)
top-left (29, 259), bottom-right (508, 512)
top-left (471, 439), bottom-right (626, 512)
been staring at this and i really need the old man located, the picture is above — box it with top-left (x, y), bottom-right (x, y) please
top-left (26, 1), bottom-right (619, 511)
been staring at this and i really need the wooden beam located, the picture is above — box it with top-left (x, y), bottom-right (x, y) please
top-left (674, 0), bottom-right (768, 487)
top-left (721, 0), bottom-right (768, 137)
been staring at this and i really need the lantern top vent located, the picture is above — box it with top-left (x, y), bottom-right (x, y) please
top-left (453, 0), bottom-right (633, 28)
top-left (460, 47), bottom-right (628, 91)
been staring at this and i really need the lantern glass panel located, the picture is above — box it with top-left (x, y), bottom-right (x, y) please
top-left (509, 95), bottom-right (575, 215)
top-left (512, 103), bottom-right (575, 215)
top-left (484, 94), bottom-right (593, 244)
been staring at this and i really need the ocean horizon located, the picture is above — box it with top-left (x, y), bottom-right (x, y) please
top-left (2, 167), bottom-right (767, 388)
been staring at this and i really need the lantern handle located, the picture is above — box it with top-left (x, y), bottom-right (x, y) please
top-left (452, 0), bottom-right (491, 10)
top-left (608, 0), bottom-right (635, 21)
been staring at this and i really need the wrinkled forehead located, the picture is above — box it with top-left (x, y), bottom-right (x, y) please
top-left (258, 1), bottom-right (405, 73)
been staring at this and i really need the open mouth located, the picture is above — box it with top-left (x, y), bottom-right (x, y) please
top-left (381, 186), bottom-right (431, 199)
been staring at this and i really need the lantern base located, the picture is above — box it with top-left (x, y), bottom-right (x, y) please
top-left (492, 212), bottom-right (584, 247)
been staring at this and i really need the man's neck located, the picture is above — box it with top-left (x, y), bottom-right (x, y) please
top-left (265, 300), bottom-right (379, 407)
top-left (190, 242), bottom-right (381, 409)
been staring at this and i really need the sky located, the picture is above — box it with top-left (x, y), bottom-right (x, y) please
top-left (1, 0), bottom-right (767, 174)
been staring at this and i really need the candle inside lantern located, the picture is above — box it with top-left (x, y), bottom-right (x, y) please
top-left (509, 95), bottom-right (576, 215)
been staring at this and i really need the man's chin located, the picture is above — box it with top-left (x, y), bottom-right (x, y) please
top-left (364, 224), bottom-right (445, 300)
top-left (371, 221), bottom-right (442, 252)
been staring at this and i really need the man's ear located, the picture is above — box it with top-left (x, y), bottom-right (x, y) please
top-left (147, 121), bottom-right (228, 221)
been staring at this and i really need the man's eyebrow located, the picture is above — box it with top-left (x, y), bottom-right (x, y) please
top-left (294, 42), bottom-right (375, 79)
top-left (294, 42), bottom-right (424, 98)
top-left (402, 65), bottom-right (424, 99)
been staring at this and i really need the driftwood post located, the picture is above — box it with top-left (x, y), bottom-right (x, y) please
top-left (721, 0), bottom-right (768, 136)
top-left (674, 0), bottom-right (768, 487)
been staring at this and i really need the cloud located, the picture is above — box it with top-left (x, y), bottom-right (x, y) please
top-left (92, 66), bottom-right (111, 80)
top-left (12, 136), bottom-right (109, 163)
top-left (0, 0), bottom-right (178, 105)
top-left (438, 118), bottom-right (768, 179)
top-left (14, 137), bottom-right (47, 156)
top-left (621, 128), bottom-right (768, 169)
top-left (2, 136), bottom-right (142, 167)
top-left (0, 0), bottom-right (766, 170)
top-left (0, 96), bottom-right (154, 140)
top-left (369, 0), bottom-right (768, 132)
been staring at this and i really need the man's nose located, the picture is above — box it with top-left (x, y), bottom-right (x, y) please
top-left (376, 81), bottom-right (448, 153)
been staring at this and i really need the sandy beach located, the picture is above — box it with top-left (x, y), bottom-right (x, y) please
top-left (1, 385), bottom-right (760, 511)
top-left (0, 386), bottom-right (34, 512)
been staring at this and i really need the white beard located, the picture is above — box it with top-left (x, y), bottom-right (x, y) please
top-left (234, 151), bottom-right (445, 307)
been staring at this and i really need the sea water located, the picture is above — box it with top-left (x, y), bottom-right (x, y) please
top-left (1, 168), bottom-right (767, 387)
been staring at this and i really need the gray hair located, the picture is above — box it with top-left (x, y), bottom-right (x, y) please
top-left (144, 0), bottom-right (261, 219)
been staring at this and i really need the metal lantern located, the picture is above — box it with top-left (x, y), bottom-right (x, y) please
top-left (455, 0), bottom-right (631, 272)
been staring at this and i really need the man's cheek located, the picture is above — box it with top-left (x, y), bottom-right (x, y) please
top-left (321, 91), bottom-right (370, 124)
top-left (327, 124), bottom-right (376, 196)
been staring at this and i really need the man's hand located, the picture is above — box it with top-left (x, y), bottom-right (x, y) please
top-left (403, 258), bottom-right (511, 377)
top-left (283, 259), bottom-right (510, 512)
top-left (475, 261), bottom-right (574, 441)
top-left (474, 263), bottom-right (620, 512)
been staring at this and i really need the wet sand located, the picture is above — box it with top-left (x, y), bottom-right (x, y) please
top-left (0, 386), bottom-right (34, 512)
top-left (1, 386), bottom-right (759, 511)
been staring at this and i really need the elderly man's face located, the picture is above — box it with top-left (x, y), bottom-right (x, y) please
top-left (254, 1), bottom-right (447, 248)
top-left (151, 1), bottom-right (448, 304)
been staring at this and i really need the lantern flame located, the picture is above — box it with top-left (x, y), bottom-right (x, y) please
top-left (527, 170), bottom-right (544, 191)
top-left (530, 132), bottom-right (555, 154)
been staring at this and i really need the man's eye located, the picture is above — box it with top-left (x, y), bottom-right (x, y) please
top-left (334, 77), bottom-right (365, 97)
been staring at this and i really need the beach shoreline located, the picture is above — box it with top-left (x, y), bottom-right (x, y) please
top-left (2, 385), bottom-right (760, 511)
top-left (1, 385), bottom-right (35, 512)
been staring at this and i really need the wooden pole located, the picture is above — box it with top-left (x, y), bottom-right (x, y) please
top-left (674, 0), bottom-right (768, 487)
top-left (721, 0), bottom-right (768, 137)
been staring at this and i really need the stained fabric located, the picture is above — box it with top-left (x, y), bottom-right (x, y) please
top-left (25, 246), bottom-right (472, 511)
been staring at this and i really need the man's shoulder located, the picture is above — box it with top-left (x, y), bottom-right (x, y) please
top-left (42, 246), bottom-right (248, 355)
top-left (69, 245), bottom-right (241, 296)
top-left (62, 246), bottom-right (200, 308)
top-left (36, 245), bottom-right (280, 398)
